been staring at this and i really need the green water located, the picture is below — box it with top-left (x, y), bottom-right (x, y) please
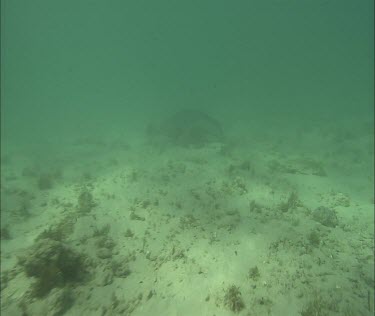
top-left (1, 1), bottom-right (373, 315)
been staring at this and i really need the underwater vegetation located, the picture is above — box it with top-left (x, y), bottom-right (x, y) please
top-left (248, 266), bottom-right (261, 281)
top-left (299, 292), bottom-right (333, 316)
top-left (307, 229), bottom-right (321, 247)
top-left (35, 216), bottom-right (75, 242)
top-left (223, 285), bottom-right (245, 313)
top-left (77, 189), bottom-right (96, 214)
top-left (18, 239), bottom-right (87, 298)
top-left (0, 227), bottom-right (11, 240)
top-left (279, 191), bottom-right (300, 212)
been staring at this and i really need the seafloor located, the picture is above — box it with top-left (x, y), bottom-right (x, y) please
top-left (1, 115), bottom-right (374, 316)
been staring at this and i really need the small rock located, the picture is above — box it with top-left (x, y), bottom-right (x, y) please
top-left (311, 206), bottom-right (338, 228)
top-left (97, 248), bottom-right (112, 259)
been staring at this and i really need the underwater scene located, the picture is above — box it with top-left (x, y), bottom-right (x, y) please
top-left (1, 1), bottom-right (374, 315)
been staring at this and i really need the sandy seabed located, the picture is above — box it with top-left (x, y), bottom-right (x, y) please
top-left (1, 123), bottom-right (374, 316)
